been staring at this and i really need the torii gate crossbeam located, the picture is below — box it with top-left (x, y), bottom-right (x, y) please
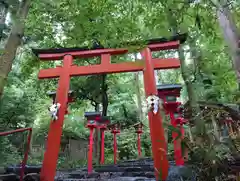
top-left (33, 34), bottom-right (186, 181)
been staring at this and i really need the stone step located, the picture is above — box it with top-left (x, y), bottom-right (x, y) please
top-left (66, 171), bottom-right (155, 179)
top-left (0, 158), bottom-right (197, 181)
top-left (57, 177), bottom-right (155, 181)
top-left (55, 165), bottom-right (197, 181)
top-left (94, 166), bottom-right (154, 172)
top-left (0, 173), bottom-right (19, 181)
top-left (0, 167), bottom-right (5, 174)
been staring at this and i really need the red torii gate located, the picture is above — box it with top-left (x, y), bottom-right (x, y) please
top-left (33, 34), bottom-right (186, 181)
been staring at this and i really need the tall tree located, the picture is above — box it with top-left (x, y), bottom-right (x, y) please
top-left (209, 1), bottom-right (240, 85)
top-left (0, 0), bottom-right (8, 41)
top-left (0, 0), bottom-right (31, 98)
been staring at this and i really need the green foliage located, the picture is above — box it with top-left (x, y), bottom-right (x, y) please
top-left (0, 1), bottom-right (239, 180)
top-left (57, 156), bottom-right (87, 169)
top-left (0, 137), bottom-right (22, 166)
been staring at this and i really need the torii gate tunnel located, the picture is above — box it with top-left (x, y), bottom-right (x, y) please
top-left (33, 34), bottom-right (186, 181)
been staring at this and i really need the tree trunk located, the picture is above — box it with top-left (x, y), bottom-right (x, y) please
top-left (0, 0), bottom-right (31, 98)
top-left (96, 74), bottom-right (108, 164)
top-left (211, 114), bottom-right (219, 140)
top-left (101, 74), bottom-right (108, 116)
top-left (94, 103), bottom-right (100, 112)
top-left (216, 1), bottom-right (240, 84)
top-left (134, 55), bottom-right (144, 122)
top-left (0, 1), bottom-right (8, 41)
top-left (166, 8), bottom-right (203, 135)
top-left (187, 125), bottom-right (193, 143)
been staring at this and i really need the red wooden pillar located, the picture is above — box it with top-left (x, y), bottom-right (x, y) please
top-left (100, 126), bottom-right (106, 165)
top-left (169, 112), bottom-right (184, 166)
top-left (84, 112), bottom-right (101, 173)
top-left (134, 123), bottom-right (143, 157)
top-left (113, 132), bottom-right (117, 164)
top-left (21, 128), bottom-right (32, 181)
top-left (85, 113), bottom-right (110, 167)
top-left (137, 132), bottom-right (142, 157)
top-left (110, 124), bottom-right (120, 164)
top-left (157, 85), bottom-right (184, 167)
top-left (87, 126), bottom-right (94, 173)
top-left (141, 48), bottom-right (169, 180)
top-left (176, 105), bottom-right (188, 162)
top-left (40, 55), bottom-right (73, 181)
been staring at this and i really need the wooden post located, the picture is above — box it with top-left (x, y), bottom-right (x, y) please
top-left (113, 132), bottom-right (117, 164)
top-left (142, 48), bottom-right (169, 180)
top-left (169, 112), bottom-right (184, 166)
top-left (40, 55), bottom-right (72, 181)
top-left (100, 127), bottom-right (106, 165)
top-left (137, 133), bottom-right (142, 157)
top-left (88, 127), bottom-right (94, 173)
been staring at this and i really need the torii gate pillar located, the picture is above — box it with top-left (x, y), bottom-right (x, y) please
top-left (40, 55), bottom-right (72, 180)
top-left (141, 48), bottom-right (169, 178)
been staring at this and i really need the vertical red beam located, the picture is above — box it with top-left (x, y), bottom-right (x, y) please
top-left (88, 127), bottom-right (94, 173)
top-left (137, 133), bottom-right (142, 157)
top-left (40, 55), bottom-right (73, 181)
top-left (100, 128), bottom-right (105, 165)
top-left (169, 112), bottom-right (184, 166)
top-left (141, 48), bottom-right (169, 180)
top-left (20, 129), bottom-right (32, 181)
top-left (113, 132), bottom-right (117, 164)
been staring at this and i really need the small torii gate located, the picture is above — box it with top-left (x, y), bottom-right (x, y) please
top-left (33, 33), bottom-right (187, 181)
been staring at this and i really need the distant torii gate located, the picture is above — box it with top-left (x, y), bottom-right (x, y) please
top-left (33, 34), bottom-right (186, 181)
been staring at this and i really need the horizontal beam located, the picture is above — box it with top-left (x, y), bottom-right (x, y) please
top-left (148, 41), bottom-right (180, 51)
top-left (37, 41), bottom-right (180, 60)
top-left (0, 127), bottom-right (32, 136)
top-left (38, 67), bottom-right (61, 79)
top-left (38, 58), bottom-right (180, 79)
top-left (153, 58), bottom-right (180, 69)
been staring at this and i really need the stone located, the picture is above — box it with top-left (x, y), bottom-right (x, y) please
top-left (87, 172), bottom-right (100, 179)
top-left (166, 165), bottom-right (197, 181)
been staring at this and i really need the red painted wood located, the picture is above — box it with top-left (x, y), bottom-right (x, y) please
top-left (39, 67), bottom-right (61, 79)
top-left (39, 48), bottom-right (128, 60)
top-left (37, 41), bottom-right (180, 60)
top-left (137, 133), bottom-right (142, 157)
top-left (158, 89), bottom-right (181, 99)
top-left (113, 132), bottom-right (117, 164)
top-left (153, 58), bottom-right (180, 69)
top-left (148, 40), bottom-right (180, 51)
top-left (37, 40), bottom-right (182, 181)
top-left (101, 54), bottom-right (111, 66)
top-left (0, 128), bottom-right (32, 181)
top-left (169, 112), bottom-right (184, 166)
top-left (21, 129), bottom-right (32, 181)
top-left (38, 58), bottom-right (180, 79)
top-left (88, 127), bottom-right (94, 173)
top-left (40, 55), bottom-right (73, 181)
top-left (0, 127), bottom-right (32, 136)
top-left (141, 48), bottom-right (169, 181)
top-left (100, 129), bottom-right (105, 165)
